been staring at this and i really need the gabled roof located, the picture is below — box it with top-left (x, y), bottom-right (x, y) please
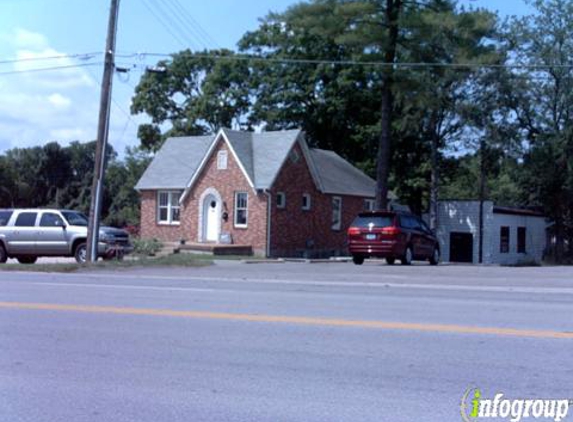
top-left (135, 129), bottom-right (377, 199)
top-left (134, 135), bottom-right (212, 190)
top-left (310, 149), bottom-right (377, 198)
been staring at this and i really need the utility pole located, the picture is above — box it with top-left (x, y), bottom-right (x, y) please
top-left (86, 0), bottom-right (120, 263)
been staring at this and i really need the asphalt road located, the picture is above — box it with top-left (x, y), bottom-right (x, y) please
top-left (1, 262), bottom-right (572, 422)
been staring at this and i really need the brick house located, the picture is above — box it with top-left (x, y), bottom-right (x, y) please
top-left (135, 128), bottom-right (380, 257)
top-left (434, 200), bottom-right (547, 264)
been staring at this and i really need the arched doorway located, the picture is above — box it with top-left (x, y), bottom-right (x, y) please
top-left (202, 194), bottom-right (221, 242)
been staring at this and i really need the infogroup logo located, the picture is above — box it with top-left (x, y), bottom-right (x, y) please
top-left (460, 388), bottom-right (571, 422)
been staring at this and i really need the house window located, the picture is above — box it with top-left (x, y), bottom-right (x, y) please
top-left (500, 226), bottom-right (510, 253)
top-left (234, 192), bottom-right (248, 228)
top-left (331, 196), bottom-right (342, 231)
top-left (302, 194), bottom-right (311, 211)
top-left (217, 150), bottom-right (228, 170)
top-left (517, 227), bottom-right (526, 253)
top-left (364, 199), bottom-right (375, 211)
top-left (158, 191), bottom-right (182, 225)
top-left (277, 192), bottom-right (286, 209)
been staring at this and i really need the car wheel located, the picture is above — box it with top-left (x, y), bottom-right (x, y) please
top-left (429, 247), bottom-right (440, 266)
top-left (401, 246), bottom-right (413, 265)
top-left (386, 257), bottom-right (395, 265)
top-left (17, 256), bottom-right (37, 264)
top-left (352, 256), bottom-right (365, 265)
top-left (0, 245), bottom-right (7, 264)
top-left (75, 243), bottom-right (87, 264)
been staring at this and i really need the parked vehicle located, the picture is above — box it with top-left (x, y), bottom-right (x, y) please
top-left (347, 211), bottom-right (440, 265)
top-left (0, 209), bottom-right (133, 264)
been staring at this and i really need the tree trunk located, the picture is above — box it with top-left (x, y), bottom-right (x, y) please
top-left (375, 0), bottom-right (401, 211)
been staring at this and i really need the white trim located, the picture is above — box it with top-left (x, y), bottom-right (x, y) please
top-left (234, 191), bottom-right (248, 228)
top-left (197, 188), bottom-right (222, 243)
top-left (220, 130), bottom-right (256, 190)
top-left (302, 193), bottom-right (312, 211)
top-left (297, 133), bottom-right (324, 192)
top-left (217, 150), bottom-right (228, 170)
top-left (157, 190), bottom-right (182, 225)
top-left (180, 129), bottom-right (256, 203)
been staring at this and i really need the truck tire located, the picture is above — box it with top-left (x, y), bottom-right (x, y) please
top-left (0, 244), bottom-right (7, 263)
top-left (75, 243), bottom-right (87, 264)
top-left (17, 256), bottom-right (37, 264)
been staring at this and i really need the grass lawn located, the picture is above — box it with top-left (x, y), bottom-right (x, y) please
top-left (0, 254), bottom-right (214, 273)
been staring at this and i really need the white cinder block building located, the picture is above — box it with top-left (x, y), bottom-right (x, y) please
top-left (435, 201), bottom-right (547, 265)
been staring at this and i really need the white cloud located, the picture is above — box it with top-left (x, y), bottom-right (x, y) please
top-left (48, 93), bottom-right (72, 109)
top-left (0, 29), bottom-right (103, 151)
top-left (13, 29), bottom-right (49, 50)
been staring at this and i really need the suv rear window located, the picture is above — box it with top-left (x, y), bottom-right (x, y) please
top-left (351, 215), bottom-right (394, 228)
top-left (0, 211), bottom-right (13, 226)
top-left (15, 212), bottom-right (38, 227)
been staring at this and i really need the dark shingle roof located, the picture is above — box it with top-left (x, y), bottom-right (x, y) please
top-left (135, 129), bottom-right (376, 198)
top-left (134, 135), bottom-right (212, 190)
top-left (310, 149), bottom-right (376, 197)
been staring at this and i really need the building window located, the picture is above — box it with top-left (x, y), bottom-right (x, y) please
top-left (277, 192), bottom-right (286, 209)
top-left (234, 192), bottom-right (248, 228)
top-left (331, 196), bottom-right (342, 231)
top-left (517, 227), bottom-right (526, 253)
top-left (302, 194), bottom-right (311, 211)
top-left (158, 191), bottom-right (182, 225)
top-left (217, 150), bottom-right (228, 170)
top-left (364, 199), bottom-right (375, 211)
top-left (500, 226), bottom-right (510, 253)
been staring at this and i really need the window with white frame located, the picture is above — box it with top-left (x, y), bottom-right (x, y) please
top-left (217, 150), bottom-right (228, 170)
top-left (331, 196), bottom-right (342, 230)
top-left (157, 191), bottom-right (182, 224)
top-left (364, 199), bottom-right (375, 211)
top-left (302, 193), bottom-right (311, 211)
top-left (234, 192), bottom-right (248, 227)
top-left (277, 192), bottom-right (286, 209)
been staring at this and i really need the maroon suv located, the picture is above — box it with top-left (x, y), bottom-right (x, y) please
top-left (347, 211), bottom-right (440, 265)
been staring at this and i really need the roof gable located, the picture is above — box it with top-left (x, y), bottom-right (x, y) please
top-left (135, 135), bottom-right (213, 190)
top-left (136, 129), bottom-right (380, 200)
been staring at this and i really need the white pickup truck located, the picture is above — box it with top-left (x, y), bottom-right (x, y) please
top-left (0, 208), bottom-right (133, 264)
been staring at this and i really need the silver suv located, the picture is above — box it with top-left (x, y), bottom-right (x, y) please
top-left (0, 209), bottom-right (133, 264)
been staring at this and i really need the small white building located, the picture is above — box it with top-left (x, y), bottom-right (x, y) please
top-left (435, 200), bottom-right (547, 265)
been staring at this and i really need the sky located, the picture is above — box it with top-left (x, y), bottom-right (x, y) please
top-left (0, 0), bottom-right (534, 158)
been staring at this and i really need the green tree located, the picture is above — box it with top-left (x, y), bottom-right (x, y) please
top-left (505, 0), bottom-right (573, 261)
top-left (131, 49), bottom-right (251, 152)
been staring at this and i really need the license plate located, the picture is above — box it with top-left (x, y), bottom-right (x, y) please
top-left (365, 234), bottom-right (377, 240)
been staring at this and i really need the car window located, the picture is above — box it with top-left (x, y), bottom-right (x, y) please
top-left (352, 215), bottom-right (394, 228)
top-left (419, 219), bottom-right (432, 234)
top-left (40, 213), bottom-right (65, 227)
top-left (0, 211), bottom-right (13, 226)
top-left (15, 212), bottom-right (37, 227)
top-left (61, 211), bottom-right (89, 226)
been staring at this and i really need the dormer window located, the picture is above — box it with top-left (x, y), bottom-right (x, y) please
top-left (217, 150), bottom-right (228, 170)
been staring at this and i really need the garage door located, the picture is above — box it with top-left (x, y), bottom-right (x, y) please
top-left (449, 232), bottom-right (473, 263)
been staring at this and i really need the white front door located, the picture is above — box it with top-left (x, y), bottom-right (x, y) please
top-left (204, 195), bottom-right (220, 242)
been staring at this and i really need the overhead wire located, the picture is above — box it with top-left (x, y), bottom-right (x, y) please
top-left (140, 0), bottom-right (188, 49)
top-left (169, 0), bottom-right (220, 49)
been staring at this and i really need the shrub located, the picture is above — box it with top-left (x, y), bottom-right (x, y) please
top-left (133, 238), bottom-right (163, 256)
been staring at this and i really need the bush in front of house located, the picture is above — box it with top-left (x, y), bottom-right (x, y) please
top-left (133, 238), bottom-right (163, 256)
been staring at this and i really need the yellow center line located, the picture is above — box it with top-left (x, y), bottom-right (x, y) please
top-left (1, 301), bottom-right (572, 339)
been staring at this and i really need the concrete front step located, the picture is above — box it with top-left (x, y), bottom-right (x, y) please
top-left (176, 243), bottom-right (253, 256)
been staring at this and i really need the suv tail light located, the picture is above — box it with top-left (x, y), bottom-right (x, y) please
top-left (381, 226), bottom-right (401, 236)
top-left (347, 227), bottom-right (361, 236)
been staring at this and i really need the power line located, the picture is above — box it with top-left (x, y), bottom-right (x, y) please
top-left (169, 0), bottom-right (220, 49)
top-left (123, 51), bottom-right (573, 71)
top-left (0, 62), bottom-right (103, 76)
top-left (140, 0), bottom-right (188, 48)
top-left (0, 52), bottom-right (101, 65)
top-left (159, 0), bottom-right (208, 50)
